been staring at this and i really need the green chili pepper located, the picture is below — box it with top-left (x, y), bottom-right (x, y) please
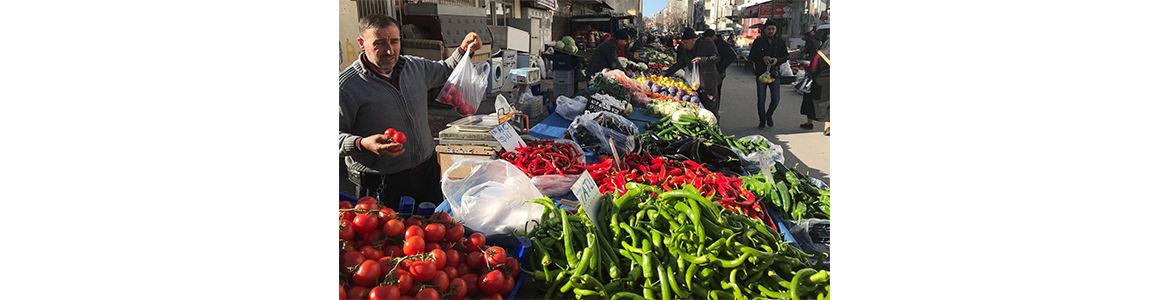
top-left (655, 265), bottom-right (671, 300)
top-left (679, 252), bottom-right (709, 265)
top-left (789, 268), bottom-right (819, 299)
top-left (809, 270), bottom-right (829, 284)
top-left (757, 285), bottom-right (791, 299)
top-left (574, 288), bottom-right (602, 298)
top-left (614, 186), bottom-right (644, 211)
top-left (643, 287), bottom-right (657, 300)
top-left (562, 208), bottom-right (578, 267)
top-left (610, 292), bottom-right (648, 300)
top-left (685, 262), bottom-right (698, 290)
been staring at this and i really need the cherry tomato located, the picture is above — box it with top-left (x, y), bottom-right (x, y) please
top-left (405, 218), bottom-right (423, 228)
top-left (467, 233), bottom-right (486, 250)
top-left (415, 288), bottom-right (439, 300)
top-left (486, 293), bottom-right (504, 300)
top-left (484, 246), bottom-right (507, 268)
top-left (452, 237), bottom-right (468, 252)
top-left (406, 282), bottom-right (421, 296)
top-left (501, 275), bottom-right (515, 294)
top-left (444, 223), bottom-right (465, 242)
top-left (384, 128), bottom-right (398, 137)
top-left (383, 219), bottom-right (405, 237)
top-left (403, 236), bottom-right (426, 256)
top-left (466, 249), bottom-right (486, 271)
top-left (342, 251), bottom-right (366, 270)
top-left (429, 249), bottom-right (447, 269)
top-left (434, 212), bottom-right (452, 222)
top-left (505, 257), bottom-right (520, 278)
top-left (343, 241), bottom-right (357, 253)
top-left (377, 256), bottom-right (396, 281)
top-left (428, 271), bottom-right (450, 292)
top-left (378, 207), bottom-right (398, 224)
top-left (449, 278), bottom-right (468, 299)
top-left (442, 266), bottom-right (458, 280)
top-left (423, 223), bottom-right (446, 242)
top-left (346, 286), bottom-right (370, 300)
top-left (340, 220), bottom-right (355, 241)
top-left (352, 213), bottom-right (379, 237)
top-left (363, 230), bottom-right (384, 247)
top-left (339, 284), bottom-right (346, 300)
top-left (478, 270), bottom-right (505, 295)
top-left (404, 225), bottom-right (425, 241)
top-left (340, 201), bottom-right (355, 209)
top-left (458, 273), bottom-right (479, 295)
top-left (359, 245), bottom-right (384, 261)
top-left (356, 198), bottom-right (380, 211)
top-left (401, 296), bottom-right (414, 300)
top-left (424, 242), bottom-right (440, 253)
top-left (393, 131), bottom-right (407, 144)
top-left (368, 285), bottom-right (400, 300)
top-left (353, 259), bottom-right (382, 288)
top-left (455, 263), bottom-right (471, 276)
top-left (408, 259), bottom-right (437, 282)
top-left (445, 249), bottom-right (459, 269)
top-left (394, 270), bottom-right (413, 291)
top-left (385, 245), bottom-right (405, 258)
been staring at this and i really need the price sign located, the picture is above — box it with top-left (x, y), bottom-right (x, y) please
top-left (571, 173), bottom-right (604, 227)
top-left (489, 122), bottom-right (527, 152)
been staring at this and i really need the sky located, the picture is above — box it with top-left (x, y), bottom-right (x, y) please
top-left (644, 0), bottom-right (670, 18)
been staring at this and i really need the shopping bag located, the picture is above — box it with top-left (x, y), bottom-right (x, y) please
top-left (684, 62), bottom-right (701, 89)
top-left (437, 53), bottom-right (492, 116)
top-left (440, 158), bottom-right (546, 239)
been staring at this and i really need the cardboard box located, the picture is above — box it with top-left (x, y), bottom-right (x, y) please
top-left (435, 144), bottom-right (499, 180)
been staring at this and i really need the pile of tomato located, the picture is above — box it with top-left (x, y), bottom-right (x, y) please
top-left (341, 197), bottom-right (520, 300)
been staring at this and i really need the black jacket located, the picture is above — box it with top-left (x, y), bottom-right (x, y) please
top-left (664, 40), bottom-right (721, 89)
top-left (585, 39), bottom-right (623, 76)
top-left (803, 34), bottom-right (820, 56)
top-left (748, 35), bottom-right (789, 76)
top-left (713, 38), bottom-right (737, 74)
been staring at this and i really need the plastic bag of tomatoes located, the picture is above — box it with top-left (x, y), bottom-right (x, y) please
top-left (436, 54), bottom-right (491, 117)
top-left (341, 197), bottom-right (524, 300)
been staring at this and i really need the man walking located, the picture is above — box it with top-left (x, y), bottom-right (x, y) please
top-left (664, 28), bottom-right (722, 119)
top-left (747, 19), bottom-right (788, 129)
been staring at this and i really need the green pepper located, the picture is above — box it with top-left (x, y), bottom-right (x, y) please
top-left (610, 292), bottom-right (648, 300)
top-left (614, 186), bottom-right (644, 211)
top-left (562, 208), bottom-right (578, 266)
top-left (809, 270), bottom-right (829, 284)
top-left (685, 261), bottom-right (698, 290)
top-left (570, 274), bottom-right (605, 289)
top-left (643, 287), bottom-right (657, 300)
top-left (574, 288), bottom-right (602, 298)
top-left (757, 285), bottom-right (791, 299)
top-left (789, 268), bottom-right (819, 299)
top-left (656, 265), bottom-right (672, 300)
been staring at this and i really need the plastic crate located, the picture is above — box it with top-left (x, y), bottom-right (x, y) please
top-left (551, 54), bottom-right (578, 71)
top-left (584, 97), bottom-right (631, 117)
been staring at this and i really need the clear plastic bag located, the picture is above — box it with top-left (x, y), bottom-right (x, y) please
top-left (567, 111), bottom-right (638, 156)
top-left (436, 53), bottom-right (492, 116)
top-left (440, 158), bottom-right (546, 239)
top-left (735, 135), bottom-right (786, 175)
top-left (555, 95), bottom-right (587, 119)
top-left (684, 62), bottom-right (700, 89)
top-left (531, 174), bottom-right (580, 197)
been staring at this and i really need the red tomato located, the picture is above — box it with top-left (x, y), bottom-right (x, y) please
top-left (505, 257), bottom-right (520, 278)
top-left (455, 263), bottom-right (471, 276)
top-left (403, 236), bottom-right (426, 256)
top-left (478, 270), bottom-right (505, 295)
top-left (428, 271), bottom-right (450, 293)
top-left (394, 270), bottom-right (413, 291)
top-left (377, 256), bottom-right (396, 281)
top-left (408, 259), bottom-right (437, 282)
top-left (424, 242), bottom-right (440, 253)
top-left (501, 275), bottom-right (515, 294)
top-left (356, 199), bottom-right (379, 211)
top-left (368, 285), bottom-right (400, 300)
top-left (401, 296), bottom-right (414, 300)
top-left (406, 282), bottom-right (421, 296)
top-left (353, 259), bottom-right (382, 288)
top-left (486, 293), bottom-right (504, 300)
top-left (405, 218), bottom-right (423, 228)
top-left (466, 249), bottom-right (486, 271)
top-left (429, 249), bottom-right (447, 269)
top-left (452, 237), bottom-right (468, 252)
top-left (383, 219), bottom-right (405, 238)
top-left (363, 230), bottom-right (384, 247)
top-left (346, 286), bottom-right (370, 300)
top-left (415, 288), bottom-right (439, 300)
top-left (340, 209), bottom-right (356, 222)
top-left (342, 251), bottom-right (366, 270)
top-left (449, 278), bottom-right (468, 299)
top-left (441, 266), bottom-right (458, 280)
top-left (343, 241), bottom-right (357, 253)
top-left (384, 128), bottom-right (398, 137)
top-left (467, 233), bottom-right (486, 250)
top-left (341, 201), bottom-right (355, 209)
top-left (423, 223), bottom-right (446, 242)
top-left (484, 246), bottom-right (507, 268)
top-left (393, 131), bottom-right (407, 144)
top-left (378, 207), bottom-right (398, 224)
top-left (444, 223), bottom-right (465, 242)
top-left (445, 249), bottom-right (459, 269)
top-left (352, 214), bottom-right (379, 237)
top-left (385, 245), bottom-right (405, 258)
top-left (359, 245), bottom-right (384, 261)
top-left (404, 225), bottom-right (425, 241)
top-left (434, 212), bottom-right (453, 222)
top-left (339, 284), bottom-right (346, 300)
top-left (340, 220), bottom-right (355, 241)
top-left (458, 273), bottom-right (479, 295)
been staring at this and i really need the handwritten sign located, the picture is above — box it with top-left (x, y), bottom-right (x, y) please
top-left (489, 122), bottom-right (527, 152)
top-left (571, 173), bottom-right (604, 227)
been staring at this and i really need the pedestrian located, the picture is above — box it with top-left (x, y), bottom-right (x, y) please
top-left (339, 14), bottom-right (483, 207)
top-left (807, 36), bottom-right (829, 135)
top-left (585, 29), bottom-right (630, 76)
top-left (703, 30), bottom-right (737, 108)
top-left (747, 19), bottom-right (788, 129)
top-left (620, 28), bottom-right (648, 64)
top-left (802, 29), bottom-right (820, 60)
top-left (664, 28), bottom-right (722, 119)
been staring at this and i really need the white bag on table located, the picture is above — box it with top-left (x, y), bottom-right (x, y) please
top-left (440, 158), bottom-right (546, 240)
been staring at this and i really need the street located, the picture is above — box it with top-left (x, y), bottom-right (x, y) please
top-left (716, 62), bottom-right (830, 186)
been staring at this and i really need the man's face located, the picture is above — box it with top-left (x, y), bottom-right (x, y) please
top-left (763, 26), bottom-right (777, 37)
top-left (358, 25), bottom-right (401, 72)
top-left (683, 38), bottom-right (696, 50)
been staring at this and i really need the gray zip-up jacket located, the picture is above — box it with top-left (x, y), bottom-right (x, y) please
top-left (339, 50), bottom-right (464, 175)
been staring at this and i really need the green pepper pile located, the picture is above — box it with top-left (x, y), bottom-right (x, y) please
top-left (645, 114), bottom-right (771, 154)
top-left (522, 184), bottom-right (830, 300)
top-left (767, 164), bottom-right (830, 222)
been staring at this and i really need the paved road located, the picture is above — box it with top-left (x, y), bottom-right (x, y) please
top-left (715, 63), bottom-right (830, 186)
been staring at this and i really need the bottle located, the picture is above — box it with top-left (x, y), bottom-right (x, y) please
top-left (399, 196), bottom-right (416, 215)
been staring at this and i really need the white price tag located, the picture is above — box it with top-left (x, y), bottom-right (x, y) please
top-left (570, 173), bottom-right (604, 226)
top-left (489, 122), bottom-right (527, 152)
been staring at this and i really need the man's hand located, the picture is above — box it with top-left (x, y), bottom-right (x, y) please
top-left (460, 32), bottom-right (482, 53)
top-left (691, 57), bottom-right (701, 64)
top-left (763, 56), bottom-right (776, 65)
top-left (361, 134), bottom-right (406, 157)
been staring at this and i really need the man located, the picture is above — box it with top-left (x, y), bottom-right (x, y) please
top-left (703, 30), bottom-right (737, 107)
top-left (664, 28), bottom-right (721, 119)
top-left (585, 29), bottom-right (631, 76)
top-left (802, 29), bottom-right (820, 60)
top-left (747, 19), bottom-right (788, 129)
top-left (622, 28), bottom-right (649, 64)
top-left (339, 14), bottom-right (483, 207)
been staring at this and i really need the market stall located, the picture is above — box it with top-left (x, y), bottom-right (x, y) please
top-left (340, 57), bottom-right (830, 300)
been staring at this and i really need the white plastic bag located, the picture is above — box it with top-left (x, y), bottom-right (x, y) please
top-left (684, 62), bottom-right (700, 89)
top-left (531, 174), bottom-right (580, 197)
top-left (555, 95), bottom-right (587, 119)
top-left (779, 61), bottom-right (794, 77)
top-left (437, 53), bottom-right (492, 116)
top-left (440, 158), bottom-right (546, 239)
